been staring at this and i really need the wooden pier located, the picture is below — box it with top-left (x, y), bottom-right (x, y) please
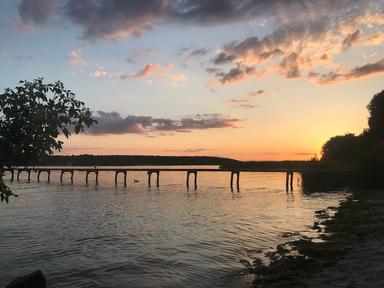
top-left (1, 167), bottom-right (353, 191)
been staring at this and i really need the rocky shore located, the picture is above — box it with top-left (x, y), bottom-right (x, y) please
top-left (251, 190), bottom-right (384, 288)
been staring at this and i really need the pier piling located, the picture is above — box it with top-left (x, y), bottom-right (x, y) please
top-left (115, 170), bottom-right (127, 186)
top-left (3, 169), bottom-right (14, 181)
top-left (286, 171), bottom-right (294, 192)
top-left (37, 170), bottom-right (51, 182)
top-left (17, 169), bottom-right (31, 182)
top-left (147, 170), bottom-right (160, 187)
top-left (86, 170), bottom-right (99, 185)
top-left (186, 170), bottom-right (198, 189)
top-left (230, 171), bottom-right (240, 190)
top-left (60, 169), bottom-right (74, 183)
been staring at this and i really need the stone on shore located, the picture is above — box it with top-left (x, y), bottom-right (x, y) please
top-left (6, 270), bottom-right (46, 288)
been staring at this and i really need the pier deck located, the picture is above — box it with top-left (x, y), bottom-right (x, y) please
top-left (2, 167), bottom-right (352, 191)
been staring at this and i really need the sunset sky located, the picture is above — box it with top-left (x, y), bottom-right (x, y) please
top-left (0, 0), bottom-right (383, 160)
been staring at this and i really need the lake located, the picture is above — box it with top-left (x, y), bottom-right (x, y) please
top-left (0, 166), bottom-right (346, 287)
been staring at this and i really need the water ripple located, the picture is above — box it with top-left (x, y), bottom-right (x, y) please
top-left (0, 171), bottom-right (345, 287)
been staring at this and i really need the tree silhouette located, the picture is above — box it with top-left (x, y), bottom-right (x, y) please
top-left (367, 90), bottom-right (384, 139)
top-left (321, 134), bottom-right (362, 163)
top-left (0, 78), bottom-right (97, 203)
top-left (321, 89), bottom-right (384, 187)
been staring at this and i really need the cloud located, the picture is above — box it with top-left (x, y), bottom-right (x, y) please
top-left (210, 2), bottom-right (384, 85)
top-left (91, 69), bottom-right (108, 78)
top-left (20, 0), bottom-right (382, 86)
top-left (18, 0), bottom-right (54, 25)
top-left (182, 148), bottom-right (213, 153)
top-left (183, 47), bottom-right (211, 65)
top-left (164, 148), bottom-right (215, 153)
top-left (17, 0), bottom-right (375, 41)
top-left (249, 90), bottom-right (265, 96)
top-left (87, 111), bottom-right (240, 135)
top-left (189, 48), bottom-right (210, 57)
top-left (279, 52), bottom-right (301, 78)
top-left (215, 65), bottom-right (257, 84)
top-left (206, 68), bottom-right (221, 74)
top-left (87, 112), bottom-right (153, 134)
top-left (169, 73), bottom-right (187, 85)
top-left (68, 49), bottom-right (87, 66)
top-left (309, 58), bottom-right (384, 84)
top-left (134, 64), bottom-right (160, 78)
top-left (215, 19), bottom-right (332, 73)
top-left (63, 0), bottom-right (167, 40)
top-left (127, 49), bottom-right (153, 63)
top-left (227, 99), bottom-right (257, 109)
top-left (131, 63), bottom-right (173, 79)
top-left (342, 29), bottom-right (361, 50)
top-left (213, 52), bottom-right (236, 65)
top-left (90, 63), bottom-right (178, 81)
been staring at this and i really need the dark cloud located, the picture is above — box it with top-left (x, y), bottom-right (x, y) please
top-left (213, 52), bottom-right (236, 65)
top-left (309, 58), bottom-right (384, 84)
top-left (208, 19), bottom-right (332, 83)
top-left (64, 0), bottom-right (168, 40)
top-left (170, 0), bottom-right (367, 25)
top-left (87, 111), bottom-right (240, 135)
top-left (189, 48), bottom-right (210, 57)
top-left (126, 49), bottom-right (153, 63)
top-left (279, 52), bottom-right (301, 78)
top-left (342, 29), bottom-right (361, 50)
top-left (216, 66), bottom-right (256, 84)
top-left (88, 111), bottom-right (153, 134)
top-left (183, 47), bottom-right (211, 66)
top-left (17, 0), bottom-right (371, 40)
top-left (259, 48), bottom-right (284, 60)
top-left (177, 47), bottom-right (191, 56)
top-left (18, 0), bottom-right (54, 25)
top-left (222, 19), bottom-right (330, 62)
top-left (249, 90), bottom-right (265, 96)
top-left (206, 68), bottom-right (221, 74)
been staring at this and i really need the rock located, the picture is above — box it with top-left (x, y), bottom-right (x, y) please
top-left (6, 270), bottom-right (46, 288)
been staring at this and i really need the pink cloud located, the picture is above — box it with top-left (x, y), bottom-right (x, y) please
top-left (133, 64), bottom-right (160, 78)
top-left (68, 49), bottom-right (87, 66)
top-left (309, 58), bottom-right (384, 84)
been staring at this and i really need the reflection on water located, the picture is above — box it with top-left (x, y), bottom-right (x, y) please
top-left (0, 167), bottom-right (346, 287)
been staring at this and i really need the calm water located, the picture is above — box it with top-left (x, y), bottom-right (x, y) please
top-left (0, 166), bottom-right (346, 287)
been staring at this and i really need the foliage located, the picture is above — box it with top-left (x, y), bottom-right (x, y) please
top-left (321, 133), bottom-right (362, 163)
top-left (0, 78), bottom-right (96, 166)
top-left (0, 172), bottom-right (17, 203)
top-left (0, 78), bottom-right (97, 202)
top-left (367, 90), bottom-right (384, 139)
top-left (320, 89), bottom-right (384, 188)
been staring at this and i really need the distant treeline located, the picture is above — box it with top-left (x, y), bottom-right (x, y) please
top-left (37, 155), bottom-right (350, 171)
top-left (36, 155), bottom-right (240, 166)
top-left (220, 160), bottom-right (352, 170)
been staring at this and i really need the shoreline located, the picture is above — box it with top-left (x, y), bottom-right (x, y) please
top-left (251, 189), bottom-right (384, 287)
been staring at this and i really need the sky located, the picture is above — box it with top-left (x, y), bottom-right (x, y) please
top-left (0, 0), bottom-right (383, 161)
